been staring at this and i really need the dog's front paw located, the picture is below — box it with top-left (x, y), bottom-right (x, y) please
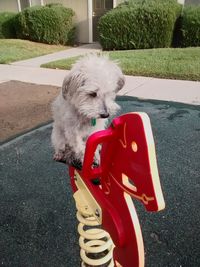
top-left (53, 151), bottom-right (67, 163)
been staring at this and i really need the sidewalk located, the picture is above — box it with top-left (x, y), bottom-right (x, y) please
top-left (11, 43), bottom-right (102, 67)
top-left (0, 43), bottom-right (200, 105)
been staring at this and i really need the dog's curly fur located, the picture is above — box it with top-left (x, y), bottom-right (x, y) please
top-left (51, 54), bottom-right (125, 166)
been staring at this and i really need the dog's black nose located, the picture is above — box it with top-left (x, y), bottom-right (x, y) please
top-left (100, 113), bottom-right (109, 118)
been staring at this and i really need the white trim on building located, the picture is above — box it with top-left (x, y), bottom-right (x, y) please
top-left (177, 0), bottom-right (185, 4)
top-left (88, 0), bottom-right (93, 43)
top-left (17, 0), bottom-right (21, 11)
top-left (113, 0), bottom-right (117, 8)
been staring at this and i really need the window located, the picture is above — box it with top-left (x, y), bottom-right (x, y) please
top-left (94, 0), bottom-right (113, 10)
top-left (95, 0), bottom-right (104, 9)
top-left (17, 0), bottom-right (44, 11)
top-left (105, 0), bottom-right (113, 9)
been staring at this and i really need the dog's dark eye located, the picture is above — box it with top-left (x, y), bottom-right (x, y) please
top-left (89, 92), bottom-right (97, 98)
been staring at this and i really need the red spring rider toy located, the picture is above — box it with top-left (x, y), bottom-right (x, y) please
top-left (69, 112), bottom-right (165, 267)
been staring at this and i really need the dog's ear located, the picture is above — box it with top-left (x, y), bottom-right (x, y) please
top-left (116, 75), bottom-right (125, 92)
top-left (62, 74), bottom-right (72, 99)
top-left (62, 72), bottom-right (86, 100)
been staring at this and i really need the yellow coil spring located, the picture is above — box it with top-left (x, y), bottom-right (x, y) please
top-left (75, 202), bottom-right (114, 267)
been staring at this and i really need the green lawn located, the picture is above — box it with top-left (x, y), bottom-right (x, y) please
top-left (0, 39), bottom-right (68, 64)
top-left (42, 47), bottom-right (200, 81)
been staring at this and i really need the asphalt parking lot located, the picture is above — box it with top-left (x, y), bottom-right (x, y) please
top-left (0, 96), bottom-right (200, 267)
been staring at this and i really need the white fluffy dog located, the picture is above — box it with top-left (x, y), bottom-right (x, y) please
top-left (51, 54), bottom-right (125, 168)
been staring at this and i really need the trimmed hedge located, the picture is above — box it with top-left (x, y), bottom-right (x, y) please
top-left (14, 4), bottom-right (75, 45)
top-left (180, 5), bottom-right (200, 47)
top-left (0, 12), bottom-right (16, 38)
top-left (98, 0), bottom-right (182, 50)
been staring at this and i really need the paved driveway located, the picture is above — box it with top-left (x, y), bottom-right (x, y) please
top-left (0, 97), bottom-right (200, 267)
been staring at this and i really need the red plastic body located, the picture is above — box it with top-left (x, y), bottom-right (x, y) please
top-left (69, 112), bottom-right (165, 267)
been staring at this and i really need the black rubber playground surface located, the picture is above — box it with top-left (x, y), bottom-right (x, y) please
top-left (0, 96), bottom-right (200, 267)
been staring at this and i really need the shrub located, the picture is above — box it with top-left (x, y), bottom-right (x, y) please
top-left (180, 5), bottom-right (200, 47)
top-left (98, 0), bottom-right (182, 50)
top-left (14, 4), bottom-right (75, 45)
top-left (0, 12), bottom-right (16, 38)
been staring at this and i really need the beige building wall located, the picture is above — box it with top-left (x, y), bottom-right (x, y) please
top-left (31, 0), bottom-right (43, 5)
top-left (0, 0), bottom-right (18, 13)
top-left (44, 0), bottom-right (89, 43)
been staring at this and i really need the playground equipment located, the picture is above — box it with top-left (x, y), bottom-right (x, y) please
top-left (69, 112), bottom-right (165, 267)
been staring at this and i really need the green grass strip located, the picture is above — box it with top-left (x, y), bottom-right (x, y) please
top-left (42, 47), bottom-right (200, 81)
top-left (0, 39), bottom-right (67, 64)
